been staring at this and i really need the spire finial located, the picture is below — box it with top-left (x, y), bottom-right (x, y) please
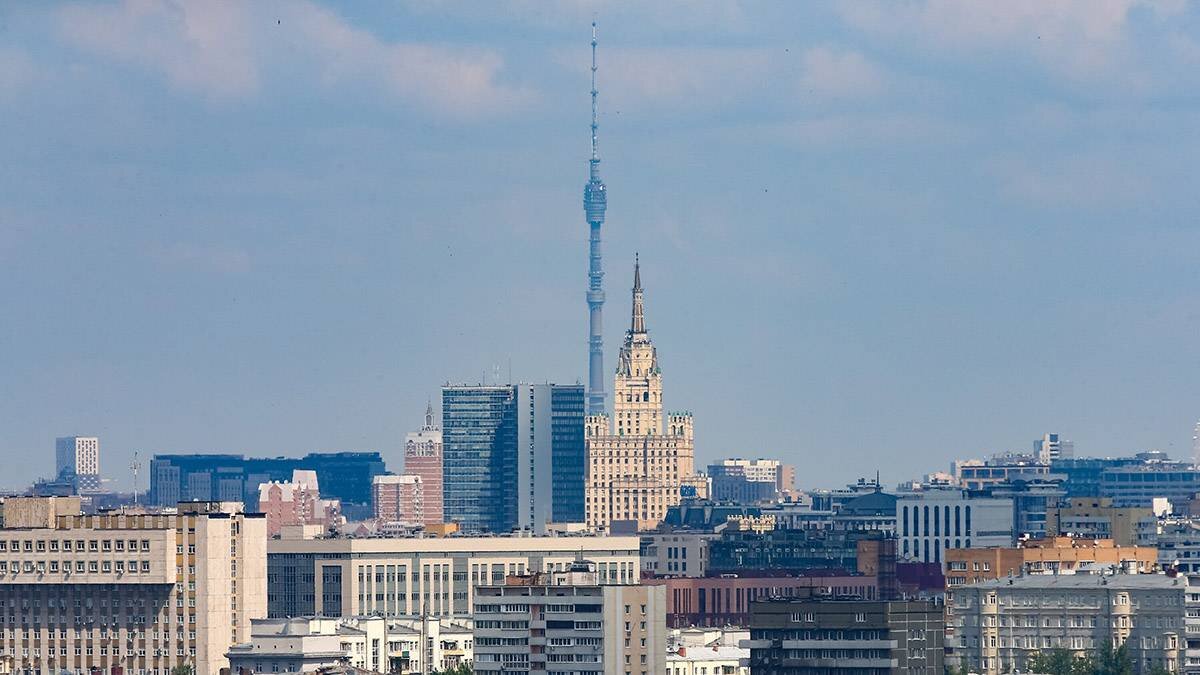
top-left (425, 399), bottom-right (434, 429)
top-left (590, 20), bottom-right (600, 166)
top-left (631, 255), bottom-right (645, 333)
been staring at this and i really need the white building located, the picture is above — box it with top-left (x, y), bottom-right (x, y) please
top-left (897, 488), bottom-right (1014, 564)
top-left (386, 616), bottom-right (474, 674)
top-left (666, 646), bottom-right (748, 675)
top-left (55, 436), bottom-right (100, 492)
top-left (1034, 432), bottom-right (1075, 463)
top-left (227, 616), bottom-right (388, 674)
top-left (952, 573), bottom-right (1187, 675)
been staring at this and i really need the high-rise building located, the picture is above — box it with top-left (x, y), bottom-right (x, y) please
top-left (586, 260), bottom-right (700, 531)
top-left (583, 21), bottom-right (608, 417)
top-left (1034, 432), bottom-right (1074, 463)
top-left (709, 458), bottom-right (797, 504)
top-left (404, 401), bottom-right (443, 526)
top-left (0, 499), bottom-right (266, 675)
top-left (55, 436), bottom-right (100, 493)
top-left (442, 384), bottom-right (585, 533)
top-left (266, 533), bottom-right (641, 619)
top-left (372, 474), bottom-right (425, 530)
top-left (473, 561), bottom-right (666, 675)
top-left (897, 488), bottom-right (1015, 564)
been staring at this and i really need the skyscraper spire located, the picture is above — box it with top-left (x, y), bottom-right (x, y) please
top-left (424, 399), bottom-right (435, 430)
top-left (583, 20), bottom-right (608, 416)
top-left (631, 254), bottom-right (645, 334)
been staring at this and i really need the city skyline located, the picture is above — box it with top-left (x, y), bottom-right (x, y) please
top-left (4, 2), bottom-right (1200, 491)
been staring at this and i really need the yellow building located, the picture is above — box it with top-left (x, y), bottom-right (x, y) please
top-left (1046, 497), bottom-right (1155, 546)
top-left (586, 260), bottom-right (701, 531)
top-left (945, 537), bottom-right (1158, 587)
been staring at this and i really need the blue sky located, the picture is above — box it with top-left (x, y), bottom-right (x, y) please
top-left (3, 1), bottom-right (1200, 492)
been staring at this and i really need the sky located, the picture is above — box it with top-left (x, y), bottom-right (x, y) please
top-left (3, 1), bottom-right (1200, 493)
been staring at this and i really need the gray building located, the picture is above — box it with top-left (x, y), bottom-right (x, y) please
top-left (442, 383), bottom-right (585, 534)
top-left (951, 574), bottom-right (1187, 675)
top-left (747, 595), bottom-right (944, 674)
top-left (1100, 464), bottom-right (1200, 508)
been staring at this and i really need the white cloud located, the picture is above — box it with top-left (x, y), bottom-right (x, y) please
top-left (799, 46), bottom-right (884, 99)
top-left (56, 0), bottom-right (533, 116)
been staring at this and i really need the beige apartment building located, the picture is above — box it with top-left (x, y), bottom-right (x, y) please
top-left (473, 562), bottom-right (666, 675)
top-left (0, 500), bottom-right (265, 675)
top-left (267, 532), bottom-right (641, 620)
top-left (586, 261), bottom-right (701, 531)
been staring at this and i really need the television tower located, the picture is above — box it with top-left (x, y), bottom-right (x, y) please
top-left (584, 21), bottom-right (608, 415)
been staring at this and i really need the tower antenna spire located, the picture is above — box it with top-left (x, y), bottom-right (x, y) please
top-left (591, 20), bottom-right (599, 164)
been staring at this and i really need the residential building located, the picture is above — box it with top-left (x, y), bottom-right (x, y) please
top-left (385, 615), bottom-right (474, 675)
top-left (747, 594), bottom-right (944, 674)
top-left (1047, 497), bottom-right (1156, 546)
top-left (372, 474), bottom-right (425, 531)
top-left (404, 402), bottom-right (444, 526)
top-left (708, 459), bottom-right (796, 504)
top-left (55, 436), bottom-right (100, 493)
top-left (666, 645), bottom-right (747, 675)
top-left (1101, 464), bottom-right (1200, 508)
top-left (226, 616), bottom-right (388, 674)
top-left (641, 532), bottom-right (717, 578)
top-left (897, 489), bottom-right (1014, 564)
top-left (149, 452), bottom-right (386, 515)
top-left (1034, 433), bottom-right (1074, 463)
top-left (951, 574), bottom-right (1187, 674)
top-left (258, 470), bottom-right (343, 537)
top-left (472, 561), bottom-right (666, 675)
top-left (1149, 519), bottom-right (1200, 576)
top-left (586, 260), bottom-right (701, 531)
top-left (645, 573), bottom-right (880, 628)
top-left (0, 499), bottom-right (266, 675)
top-left (986, 477), bottom-right (1067, 539)
top-left (442, 383), bottom-right (585, 534)
top-left (266, 533), bottom-right (640, 619)
top-left (944, 538), bottom-right (1159, 588)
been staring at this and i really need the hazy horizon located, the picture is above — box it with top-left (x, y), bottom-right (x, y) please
top-left (4, 1), bottom-right (1200, 493)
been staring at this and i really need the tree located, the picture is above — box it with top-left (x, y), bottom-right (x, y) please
top-left (1095, 640), bottom-right (1134, 675)
top-left (170, 665), bottom-right (194, 675)
top-left (432, 663), bottom-right (473, 675)
top-left (1026, 648), bottom-right (1094, 675)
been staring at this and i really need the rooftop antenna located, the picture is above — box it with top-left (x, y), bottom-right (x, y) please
top-left (591, 19), bottom-right (599, 163)
top-left (131, 452), bottom-right (141, 506)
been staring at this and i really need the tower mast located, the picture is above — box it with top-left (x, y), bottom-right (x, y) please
top-left (584, 21), bottom-right (608, 415)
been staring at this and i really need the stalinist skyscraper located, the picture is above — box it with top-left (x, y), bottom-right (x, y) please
top-left (585, 258), bottom-right (703, 531)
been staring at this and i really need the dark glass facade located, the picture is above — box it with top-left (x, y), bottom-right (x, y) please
top-left (550, 385), bottom-right (586, 523)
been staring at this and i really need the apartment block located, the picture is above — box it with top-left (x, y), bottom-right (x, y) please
top-left (0, 500), bottom-right (266, 675)
top-left (472, 562), bottom-right (666, 675)
top-left (372, 474), bottom-right (425, 531)
top-left (266, 534), bottom-right (640, 620)
top-left (746, 595), bottom-right (944, 674)
top-left (55, 437), bottom-right (100, 494)
top-left (944, 537), bottom-right (1158, 588)
top-left (951, 574), bottom-right (1187, 674)
top-left (1046, 497), bottom-right (1156, 546)
top-left (708, 459), bottom-right (796, 504)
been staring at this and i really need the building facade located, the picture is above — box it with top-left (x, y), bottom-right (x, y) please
top-left (951, 575), bottom-right (1187, 674)
top-left (708, 459), bottom-right (796, 504)
top-left (266, 534), bottom-right (640, 620)
top-left (149, 452), bottom-right (386, 514)
top-left (645, 574), bottom-right (881, 628)
top-left (372, 474), bottom-right (425, 531)
top-left (404, 402), bottom-right (444, 526)
top-left (55, 436), bottom-right (100, 493)
top-left (1034, 433), bottom-right (1074, 463)
top-left (0, 500), bottom-right (266, 675)
top-left (258, 470), bottom-right (342, 537)
top-left (747, 596), bottom-right (944, 674)
top-left (897, 489), bottom-right (1014, 564)
top-left (586, 261), bottom-right (699, 531)
top-left (944, 538), bottom-right (1159, 588)
top-left (1047, 497), bottom-right (1156, 546)
top-left (473, 563), bottom-right (666, 675)
top-left (442, 383), bottom-right (585, 534)
top-left (1100, 465), bottom-right (1200, 508)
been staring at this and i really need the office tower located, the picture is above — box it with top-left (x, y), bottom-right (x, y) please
top-left (749, 594), bottom-right (945, 674)
top-left (1034, 432), bottom-right (1074, 463)
top-left (55, 436), bottom-right (100, 493)
top-left (584, 21), bottom-right (608, 416)
top-left (266, 533), bottom-right (640, 619)
top-left (257, 469), bottom-right (342, 537)
top-left (709, 458), bottom-right (797, 504)
top-left (441, 383), bottom-right (585, 533)
top-left (586, 260), bottom-right (700, 531)
top-left (952, 575), bottom-right (1186, 674)
top-left (148, 452), bottom-right (386, 515)
top-left (404, 401), bottom-right (443, 525)
top-left (473, 561), bottom-right (666, 675)
top-left (371, 474), bottom-right (425, 530)
top-left (0, 499), bottom-right (266, 675)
